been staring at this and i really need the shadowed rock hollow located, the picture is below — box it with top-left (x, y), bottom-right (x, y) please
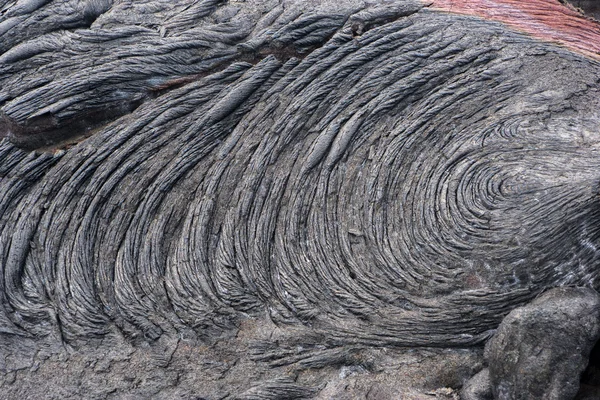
top-left (1, 0), bottom-right (600, 398)
top-left (566, 0), bottom-right (600, 20)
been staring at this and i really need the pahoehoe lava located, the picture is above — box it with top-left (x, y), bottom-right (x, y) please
top-left (2, 0), bottom-right (600, 394)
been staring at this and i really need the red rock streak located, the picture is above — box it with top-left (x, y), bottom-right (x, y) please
top-left (431, 0), bottom-right (600, 58)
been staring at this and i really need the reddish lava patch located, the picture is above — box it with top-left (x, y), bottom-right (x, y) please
top-left (430, 0), bottom-right (600, 59)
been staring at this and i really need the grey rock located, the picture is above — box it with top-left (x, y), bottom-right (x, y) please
top-left (1, 0), bottom-right (600, 354)
top-left (1, 0), bottom-right (600, 398)
top-left (485, 288), bottom-right (600, 400)
top-left (461, 368), bottom-right (493, 400)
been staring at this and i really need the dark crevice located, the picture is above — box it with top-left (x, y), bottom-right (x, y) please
top-left (562, 0), bottom-right (600, 20)
top-left (578, 339), bottom-right (600, 399)
top-left (149, 36), bottom-right (336, 97)
top-left (0, 99), bottom-right (143, 152)
top-left (144, 10), bottom-right (414, 99)
top-left (82, 0), bottom-right (112, 27)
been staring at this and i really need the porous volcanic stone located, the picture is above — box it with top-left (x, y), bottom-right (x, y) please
top-left (485, 287), bottom-right (600, 400)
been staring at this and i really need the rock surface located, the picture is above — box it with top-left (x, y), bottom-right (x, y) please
top-left (2, 0), bottom-right (600, 398)
top-left (461, 368), bottom-right (493, 400)
top-left (485, 288), bottom-right (600, 400)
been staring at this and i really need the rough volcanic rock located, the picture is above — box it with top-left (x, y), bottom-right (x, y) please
top-left (2, 0), bottom-right (600, 398)
top-left (566, 0), bottom-right (600, 20)
top-left (484, 288), bottom-right (600, 400)
top-left (461, 368), bottom-right (493, 400)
